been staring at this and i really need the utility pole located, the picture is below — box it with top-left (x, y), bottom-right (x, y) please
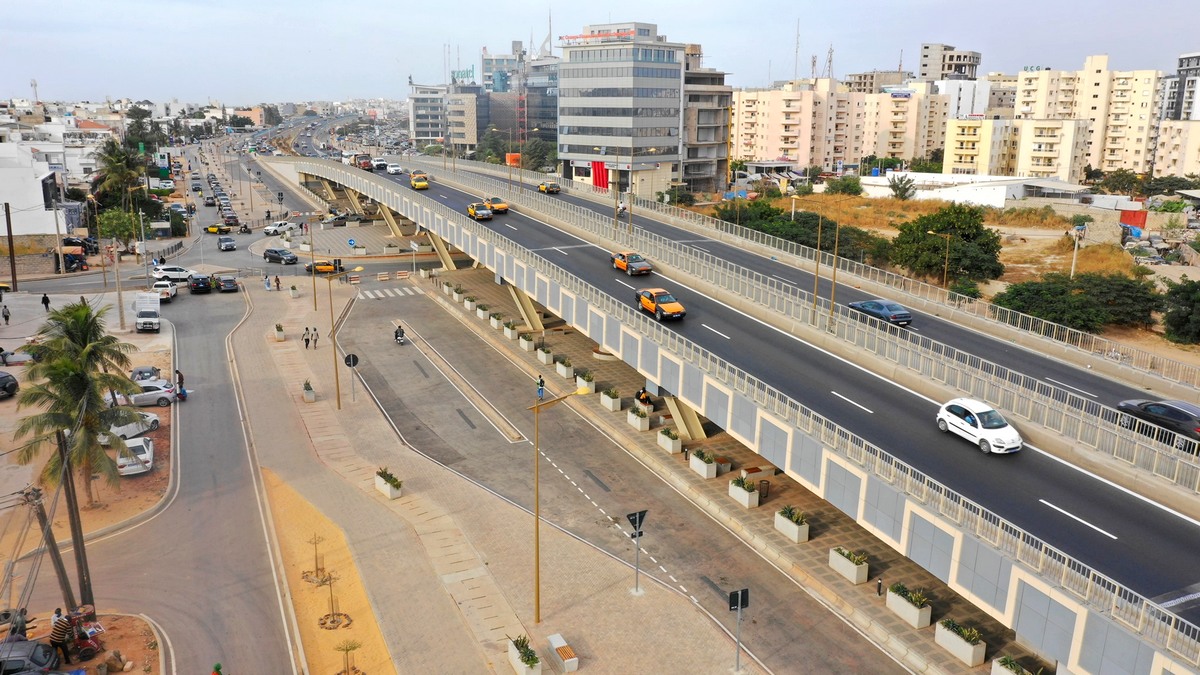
top-left (25, 487), bottom-right (77, 611)
top-left (4, 203), bottom-right (17, 291)
top-left (56, 431), bottom-right (94, 607)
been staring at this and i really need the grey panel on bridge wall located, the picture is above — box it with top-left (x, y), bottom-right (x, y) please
top-left (588, 310), bottom-right (604, 345)
top-left (1013, 582), bottom-right (1077, 668)
top-left (863, 477), bottom-right (904, 544)
top-left (660, 359), bottom-right (681, 396)
top-left (603, 316), bottom-right (621, 353)
top-left (561, 295), bottom-right (575, 329)
top-left (1079, 612), bottom-right (1155, 675)
top-left (906, 513), bottom-right (953, 583)
top-left (534, 273), bottom-right (546, 301)
top-left (730, 393), bottom-right (757, 444)
top-left (538, 278), bottom-right (553, 312)
top-left (622, 332), bottom-right (640, 371)
top-left (957, 536), bottom-right (1012, 613)
top-left (514, 263), bottom-right (528, 292)
top-left (640, 339), bottom-right (659, 380)
top-left (548, 281), bottom-right (561, 313)
top-left (682, 363), bottom-right (704, 404)
top-left (573, 298), bottom-right (589, 331)
top-left (758, 418), bottom-right (787, 468)
top-left (704, 384), bottom-right (730, 428)
top-left (525, 266), bottom-right (537, 294)
top-left (823, 461), bottom-right (862, 517)
top-left (483, 241), bottom-right (495, 268)
top-left (789, 432), bottom-right (822, 485)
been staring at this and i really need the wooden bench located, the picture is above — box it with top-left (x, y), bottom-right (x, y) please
top-left (714, 456), bottom-right (733, 475)
top-left (634, 399), bottom-right (654, 416)
top-left (740, 464), bottom-right (776, 479)
top-left (548, 633), bottom-right (578, 672)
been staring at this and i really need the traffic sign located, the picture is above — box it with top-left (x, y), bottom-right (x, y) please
top-left (277, 191), bottom-right (284, 204)
top-left (729, 588), bottom-right (749, 611)
top-left (626, 510), bottom-right (647, 530)
top-left (629, 531), bottom-right (643, 539)
top-left (347, 238), bottom-right (356, 247)
top-left (344, 354), bottom-right (359, 368)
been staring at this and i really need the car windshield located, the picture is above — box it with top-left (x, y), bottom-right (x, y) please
top-left (627, 254), bottom-right (646, 263)
top-left (655, 293), bottom-right (677, 303)
top-left (978, 409), bottom-right (1008, 429)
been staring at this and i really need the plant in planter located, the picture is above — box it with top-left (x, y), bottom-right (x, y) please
top-left (289, 284), bottom-right (299, 298)
top-left (507, 634), bottom-right (541, 674)
top-left (476, 303), bottom-right (490, 319)
top-left (503, 320), bottom-right (519, 339)
top-left (452, 284), bottom-right (466, 301)
top-left (275, 322), bottom-right (285, 342)
top-left (374, 466), bottom-right (403, 499)
top-left (626, 405), bottom-right (650, 431)
top-left (518, 333), bottom-right (535, 351)
top-left (464, 295), bottom-right (477, 310)
top-left (728, 475), bottom-right (760, 508)
top-left (302, 378), bottom-right (316, 403)
top-left (828, 546), bottom-right (869, 584)
top-left (442, 280), bottom-right (453, 295)
top-left (600, 386), bottom-right (621, 412)
top-left (575, 369), bottom-right (596, 393)
top-left (537, 345), bottom-right (554, 365)
top-left (996, 656), bottom-right (1031, 674)
top-left (886, 582), bottom-right (932, 628)
top-left (689, 448), bottom-right (717, 478)
top-left (555, 356), bottom-right (574, 379)
top-left (774, 504), bottom-right (809, 542)
top-left (490, 312), bottom-right (504, 328)
top-left (657, 427), bottom-right (682, 453)
top-left (936, 618), bottom-right (985, 667)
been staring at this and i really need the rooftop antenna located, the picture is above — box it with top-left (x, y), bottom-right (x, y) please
top-left (898, 49), bottom-right (904, 74)
top-left (793, 19), bottom-right (800, 82)
top-left (767, 60), bottom-right (772, 87)
top-left (30, 78), bottom-right (38, 103)
top-left (811, 55), bottom-right (817, 80)
top-left (822, 45), bottom-right (834, 79)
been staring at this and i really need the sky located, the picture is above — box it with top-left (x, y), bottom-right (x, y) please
top-left (3, 0), bottom-right (1198, 106)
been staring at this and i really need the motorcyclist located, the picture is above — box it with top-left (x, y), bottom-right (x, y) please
top-left (617, 202), bottom-right (627, 215)
top-left (394, 325), bottom-right (405, 341)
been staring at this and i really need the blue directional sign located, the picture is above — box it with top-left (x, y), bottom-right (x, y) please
top-left (347, 238), bottom-right (356, 247)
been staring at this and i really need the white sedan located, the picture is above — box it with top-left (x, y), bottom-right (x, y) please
top-left (117, 437), bottom-right (155, 476)
top-left (935, 398), bottom-right (1023, 454)
top-left (386, 163), bottom-right (403, 175)
top-left (152, 266), bottom-right (196, 283)
top-left (101, 411), bottom-right (160, 446)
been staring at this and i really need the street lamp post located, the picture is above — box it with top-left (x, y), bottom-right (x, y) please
top-left (527, 386), bottom-right (589, 623)
top-left (927, 231), bottom-right (952, 287)
top-left (325, 265), bottom-right (364, 410)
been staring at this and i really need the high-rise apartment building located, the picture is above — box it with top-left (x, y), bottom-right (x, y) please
top-left (944, 118), bottom-right (1089, 183)
top-left (846, 70), bottom-right (914, 94)
top-left (680, 44), bottom-right (731, 193)
top-left (862, 82), bottom-right (950, 161)
top-left (732, 79), bottom-right (865, 172)
top-left (919, 44), bottom-right (981, 81)
top-left (1159, 52), bottom-right (1200, 121)
top-left (408, 83), bottom-right (447, 151)
top-left (1015, 55), bottom-right (1161, 173)
top-left (557, 22), bottom-right (683, 192)
top-left (1153, 120), bottom-right (1200, 176)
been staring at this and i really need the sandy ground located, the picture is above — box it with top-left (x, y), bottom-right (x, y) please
top-left (23, 613), bottom-right (157, 672)
top-left (262, 469), bottom-right (393, 675)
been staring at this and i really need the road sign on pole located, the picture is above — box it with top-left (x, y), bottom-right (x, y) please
top-left (729, 588), bottom-right (749, 672)
top-left (347, 238), bottom-right (356, 247)
top-left (344, 354), bottom-right (359, 368)
top-left (627, 510), bottom-right (648, 594)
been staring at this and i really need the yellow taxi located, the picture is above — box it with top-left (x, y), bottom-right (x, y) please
top-left (610, 251), bottom-right (653, 275)
top-left (205, 224), bottom-right (232, 234)
top-left (635, 288), bottom-right (686, 321)
top-left (467, 203), bottom-right (493, 220)
top-left (410, 175), bottom-right (429, 190)
top-left (305, 259), bottom-right (342, 274)
top-left (483, 197), bottom-right (508, 214)
top-left (538, 181), bottom-right (560, 194)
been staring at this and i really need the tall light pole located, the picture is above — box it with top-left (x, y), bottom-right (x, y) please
top-left (528, 386), bottom-right (590, 623)
top-left (828, 219), bottom-right (843, 317)
top-left (928, 231), bottom-right (952, 287)
top-left (326, 265), bottom-right (364, 410)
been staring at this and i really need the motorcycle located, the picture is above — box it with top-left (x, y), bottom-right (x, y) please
top-left (394, 331), bottom-right (406, 345)
top-left (238, 224), bottom-right (251, 234)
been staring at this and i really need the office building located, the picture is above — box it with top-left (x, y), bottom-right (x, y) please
top-left (680, 44), bottom-right (731, 193)
top-left (408, 83), bottom-right (447, 151)
top-left (919, 43), bottom-right (981, 81)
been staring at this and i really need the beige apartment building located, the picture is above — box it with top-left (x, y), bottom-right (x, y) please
top-left (1016, 55), bottom-right (1161, 173)
top-left (862, 82), bottom-right (950, 161)
top-left (1153, 120), bottom-right (1200, 176)
top-left (732, 79), bottom-right (865, 172)
top-left (944, 118), bottom-right (1089, 183)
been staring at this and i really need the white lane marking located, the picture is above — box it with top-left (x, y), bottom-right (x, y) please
top-left (831, 391), bottom-right (874, 414)
top-left (702, 324), bottom-right (731, 340)
top-left (693, 246), bottom-right (710, 253)
top-left (1045, 378), bottom-right (1097, 398)
top-left (504, 223), bottom-right (518, 230)
top-left (771, 273), bottom-right (797, 284)
top-left (553, 247), bottom-right (569, 256)
top-left (1161, 591), bottom-right (1200, 608)
top-left (613, 278), bottom-right (635, 290)
top-left (1039, 499), bottom-right (1118, 540)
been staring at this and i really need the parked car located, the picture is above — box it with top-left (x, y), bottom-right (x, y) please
top-left (483, 197), bottom-right (508, 214)
top-left (152, 266), bottom-right (195, 283)
top-left (386, 163), bottom-right (403, 175)
top-left (102, 411), bottom-right (160, 445)
top-left (156, 179), bottom-right (175, 190)
top-left (130, 366), bottom-right (161, 381)
top-left (935, 398), bottom-right (1023, 454)
top-left (538, 181), bottom-right (560, 194)
top-left (0, 371), bottom-right (18, 399)
top-left (106, 379), bottom-right (176, 407)
top-left (305, 259), bottom-right (344, 274)
top-left (116, 437), bottom-right (155, 476)
top-left (215, 275), bottom-right (240, 292)
top-left (1116, 399), bottom-right (1200, 448)
top-left (217, 236), bottom-right (236, 251)
top-left (467, 203), bottom-right (493, 220)
top-left (151, 280), bottom-right (178, 302)
top-left (321, 214), bottom-right (348, 225)
top-left (0, 640), bottom-right (60, 672)
top-left (610, 251), bottom-right (653, 275)
top-left (63, 236), bottom-right (99, 254)
top-left (190, 275), bottom-right (213, 293)
top-left (634, 288), bottom-right (686, 321)
top-left (263, 248), bottom-right (298, 264)
top-left (263, 221), bottom-right (297, 235)
top-left (847, 298), bottom-right (913, 327)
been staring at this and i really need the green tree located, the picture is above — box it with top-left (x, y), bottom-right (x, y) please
top-left (993, 273), bottom-right (1160, 332)
top-left (729, 159), bottom-right (747, 173)
top-left (1162, 278), bottom-right (1200, 343)
top-left (97, 210), bottom-right (137, 250)
top-left (888, 174), bottom-right (916, 200)
top-left (1083, 165), bottom-right (1105, 183)
top-left (1070, 214), bottom-right (1094, 228)
top-left (522, 138), bottom-right (554, 171)
top-left (824, 175), bottom-right (863, 195)
top-left (1099, 168), bottom-right (1141, 195)
top-left (908, 156), bottom-right (942, 173)
top-left (891, 204), bottom-right (1004, 282)
top-left (229, 115), bottom-right (254, 128)
top-left (1144, 175), bottom-right (1199, 196)
top-left (91, 137), bottom-right (142, 210)
top-left (805, 165), bottom-right (823, 180)
top-left (262, 105), bottom-right (283, 126)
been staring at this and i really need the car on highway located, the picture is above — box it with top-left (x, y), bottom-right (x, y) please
top-left (263, 248), bottom-right (298, 264)
top-left (1116, 399), bottom-right (1200, 447)
top-left (305, 259), bottom-right (344, 274)
top-left (102, 411), bottom-right (160, 445)
top-left (203, 196), bottom-right (216, 206)
top-left (217, 236), bottom-right (236, 251)
top-left (372, 158), bottom-right (388, 170)
top-left (263, 221), bottom-right (298, 235)
top-left (467, 203), bottom-right (493, 220)
top-left (151, 280), bottom-right (178, 302)
top-left (206, 223), bottom-right (232, 234)
top-left (410, 175), bottom-right (429, 190)
top-left (483, 197), bottom-right (508, 214)
top-left (635, 288), bottom-right (686, 321)
top-left (116, 437), bottom-right (155, 476)
top-left (189, 274), bottom-right (213, 293)
top-left (107, 379), bottom-right (176, 407)
top-left (152, 266), bottom-right (195, 283)
top-left (0, 371), bottom-right (18, 399)
top-left (611, 251), bottom-right (653, 275)
top-left (191, 182), bottom-right (203, 192)
top-left (538, 181), bottom-right (560, 194)
top-left (215, 275), bottom-right (240, 292)
top-left (847, 299), bottom-right (913, 327)
top-left (386, 163), bottom-right (403, 175)
top-left (935, 398), bottom-right (1023, 454)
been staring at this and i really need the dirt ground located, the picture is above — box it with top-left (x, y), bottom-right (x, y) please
top-left (23, 613), bottom-right (158, 673)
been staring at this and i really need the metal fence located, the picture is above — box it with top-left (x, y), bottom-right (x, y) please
top-left (302, 158), bottom-right (1200, 667)
top-left (422, 156), bottom-right (1200, 392)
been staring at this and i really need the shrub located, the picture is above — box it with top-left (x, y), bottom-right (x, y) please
top-left (504, 320), bottom-right (517, 330)
top-left (477, 303), bottom-right (489, 312)
top-left (939, 618), bottom-right (982, 645)
top-left (833, 547), bottom-right (868, 565)
top-left (375, 467), bottom-right (402, 489)
top-left (507, 635), bottom-right (539, 668)
top-left (577, 370), bottom-right (595, 382)
top-left (730, 475), bottom-right (756, 492)
top-left (777, 504), bottom-right (807, 524)
top-left (660, 427), bottom-right (678, 440)
top-left (602, 387), bottom-right (619, 398)
top-left (630, 406), bottom-right (648, 418)
top-left (302, 379), bottom-right (313, 391)
top-left (692, 449), bottom-right (714, 464)
top-left (888, 582), bottom-right (930, 608)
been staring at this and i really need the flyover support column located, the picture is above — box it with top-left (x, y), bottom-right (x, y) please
top-left (426, 231), bottom-right (456, 270)
top-left (317, 178), bottom-right (338, 208)
top-left (378, 207), bottom-right (406, 239)
top-left (507, 285), bottom-right (544, 332)
top-left (343, 187), bottom-right (365, 215)
top-left (663, 396), bottom-right (706, 441)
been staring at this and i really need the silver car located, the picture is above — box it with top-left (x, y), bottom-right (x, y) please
top-left (107, 379), bottom-right (176, 407)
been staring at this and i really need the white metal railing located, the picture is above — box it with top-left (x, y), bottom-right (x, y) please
top-left (294, 157), bottom-right (1199, 666)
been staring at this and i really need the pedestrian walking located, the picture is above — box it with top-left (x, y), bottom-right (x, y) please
top-left (1, 305), bottom-right (9, 325)
top-left (7, 608), bottom-right (26, 637)
top-left (49, 611), bottom-right (71, 664)
top-left (311, 328), bottom-right (319, 349)
top-left (1, 346), bottom-right (8, 367)
top-left (537, 375), bottom-right (545, 401)
top-left (175, 370), bottom-right (185, 390)
top-left (274, 276), bottom-right (281, 292)
top-left (263, 275), bottom-right (271, 291)
top-left (303, 328), bottom-right (311, 349)
top-left (41, 294), bottom-right (50, 312)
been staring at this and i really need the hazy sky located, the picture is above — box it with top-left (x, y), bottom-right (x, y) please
top-left (3, 0), bottom-right (1198, 105)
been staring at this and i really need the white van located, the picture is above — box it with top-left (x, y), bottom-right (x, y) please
top-left (263, 221), bottom-right (298, 236)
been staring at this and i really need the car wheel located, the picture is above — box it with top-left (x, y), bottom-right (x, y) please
top-left (612, 260), bottom-right (619, 270)
top-left (78, 646), bottom-right (97, 661)
top-left (655, 308), bottom-right (664, 321)
top-left (978, 439), bottom-right (991, 454)
top-left (157, 397), bottom-right (171, 407)
top-left (263, 254), bottom-right (270, 261)
top-left (149, 419), bottom-right (160, 431)
top-left (1174, 435), bottom-right (1190, 450)
top-left (627, 267), bottom-right (634, 276)
top-left (1117, 414), bottom-right (1132, 428)
top-left (937, 418), bottom-right (948, 432)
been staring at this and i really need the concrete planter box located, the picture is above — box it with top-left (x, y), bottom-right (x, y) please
top-left (374, 475), bottom-right (402, 500)
top-left (537, 350), bottom-right (554, 365)
top-left (728, 482), bottom-right (760, 508)
top-left (555, 362), bottom-right (574, 379)
top-left (774, 513), bottom-right (810, 543)
top-left (504, 327), bottom-right (519, 340)
top-left (419, 268), bottom-right (431, 279)
top-left (302, 388), bottom-right (316, 403)
top-left (936, 623), bottom-right (986, 667)
top-left (600, 392), bottom-right (621, 412)
top-left (657, 433), bottom-right (682, 453)
top-left (626, 410), bottom-right (650, 431)
top-left (990, 659), bottom-right (1031, 675)
top-left (353, 247), bottom-right (367, 256)
top-left (476, 308), bottom-right (489, 320)
top-left (689, 453), bottom-right (717, 479)
top-left (453, 291), bottom-right (465, 302)
top-left (289, 288), bottom-right (299, 298)
top-left (412, 243), bottom-right (433, 253)
top-left (507, 641), bottom-right (542, 675)
top-left (464, 299), bottom-right (476, 311)
top-left (442, 284), bottom-right (453, 296)
top-left (299, 242), bottom-right (313, 252)
top-left (383, 245), bottom-right (400, 255)
top-left (828, 549), bottom-right (869, 585)
top-left (490, 317), bottom-right (503, 329)
top-left (886, 590), bottom-right (932, 629)
top-left (575, 377), bottom-right (596, 393)
top-left (275, 330), bottom-right (285, 342)
top-left (519, 337), bottom-right (535, 351)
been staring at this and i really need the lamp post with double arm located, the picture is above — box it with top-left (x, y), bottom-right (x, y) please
top-left (325, 265), bottom-right (364, 410)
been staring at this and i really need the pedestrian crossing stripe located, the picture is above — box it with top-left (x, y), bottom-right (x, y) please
top-left (358, 287), bottom-right (423, 299)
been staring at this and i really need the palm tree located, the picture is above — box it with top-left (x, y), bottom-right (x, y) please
top-left (91, 137), bottom-right (141, 210)
top-left (13, 299), bottom-right (140, 607)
